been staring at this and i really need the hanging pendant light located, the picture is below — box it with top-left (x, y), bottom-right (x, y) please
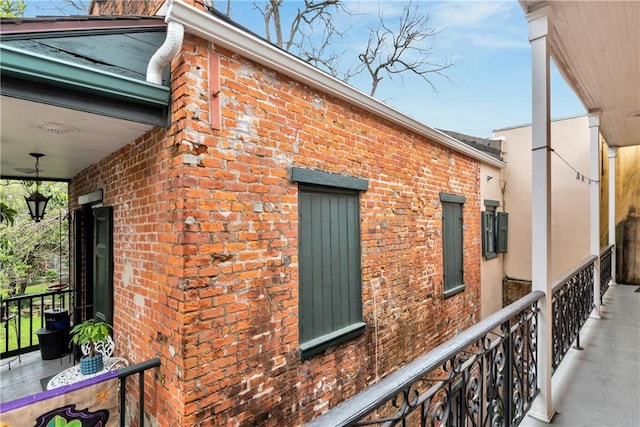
top-left (24, 153), bottom-right (51, 222)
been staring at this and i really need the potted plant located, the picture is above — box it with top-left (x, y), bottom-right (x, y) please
top-left (69, 319), bottom-right (112, 375)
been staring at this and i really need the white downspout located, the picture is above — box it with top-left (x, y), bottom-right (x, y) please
top-left (146, 20), bottom-right (185, 84)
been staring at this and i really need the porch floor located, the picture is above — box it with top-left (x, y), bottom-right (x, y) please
top-left (0, 349), bottom-right (75, 404)
top-left (522, 283), bottom-right (640, 426)
top-left (1, 286), bottom-right (638, 423)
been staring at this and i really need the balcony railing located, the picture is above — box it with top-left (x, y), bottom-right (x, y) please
top-left (119, 357), bottom-right (162, 426)
top-left (1, 289), bottom-right (73, 359)
top-left (0, 356), bottom-right (160, 426)
top-left (306, 291), bottom-right (544, 427)
top-left (551, 255), bottom-right (595, 372)
top-left (600, 244), bottom-right (613, 303)
top-left (306, 247), bottom-right (614, 426)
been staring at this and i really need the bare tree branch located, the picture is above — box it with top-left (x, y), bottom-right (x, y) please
top-left (356, 1), bottom-right (454, 97)
top-left (208, 1), bottom-right (453, 97)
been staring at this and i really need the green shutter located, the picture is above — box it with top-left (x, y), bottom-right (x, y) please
top-left (497, 212), bottom-right (509, 253)
top-left (93, 207), bottom-right (114, 326)
top-left (442, 201), bottom-right (463, 292)
top-left (298, 186), bottom-right (362, 354)
top-left (481, 211), bottom-right (489, 258)
top-left (482, 210), bottom-right (498, 260)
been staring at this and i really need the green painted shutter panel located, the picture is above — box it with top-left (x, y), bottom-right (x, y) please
top-left (93, 207), bottom-right (114, 326)
top-left (442, 201), bottom-right (463, 291)
top-left (497, 212), bottom-right (509, 253)
top-left (481, 211), bottom-right (489, 258)
top-left (298, 187), bottom-right (361, 345)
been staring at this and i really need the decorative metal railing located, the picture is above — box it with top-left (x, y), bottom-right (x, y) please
top-left (118, 357), bottom-right (162, 427)
top-left (306, 291), bottom-right (544, 427)
top-left (551, 256), bottom-right (595, 373)
top-left (600, 245), bottom-right (613, 303)
top-left (1, 289), bottom-right (73, 359)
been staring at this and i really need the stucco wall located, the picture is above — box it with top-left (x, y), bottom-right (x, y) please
top-left (69, 33), bottom-right (485, 425)
top-left (480, 162), bottom-right (505, 318)
top-left (495, 116), bottom-right (591, 281)
top-left (614, 145), bottom-right (640, 284)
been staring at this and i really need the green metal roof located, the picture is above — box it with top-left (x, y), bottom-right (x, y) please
top-left (0, 20), bottom-right (170, 126)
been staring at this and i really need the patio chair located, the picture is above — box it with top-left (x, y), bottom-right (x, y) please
top-left (81, 335), bottom-right (115, 358)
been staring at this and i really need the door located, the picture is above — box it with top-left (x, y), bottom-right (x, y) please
top-left (93, 207), bottom-right (113, 325)
top-left (73, 207), bottom-right (95, 324)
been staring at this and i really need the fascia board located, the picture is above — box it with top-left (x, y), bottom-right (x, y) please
top-left (166, 0), bottom-right (506, 169)
top-left (0, 44), bottom-right (170, 107)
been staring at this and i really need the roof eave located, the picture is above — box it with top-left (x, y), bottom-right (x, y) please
top-left (0, 44), bottom-right (170, 107)
top-left (166, 0), bottom-right (506, 169)
top-left (0, 16), bottom-right (166, 36)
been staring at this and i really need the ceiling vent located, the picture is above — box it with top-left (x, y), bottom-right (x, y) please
top-left (34, 122), bottom-right (78, 135)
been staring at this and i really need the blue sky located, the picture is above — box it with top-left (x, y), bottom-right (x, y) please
top-left (24, 0), bottom-right (586, 138)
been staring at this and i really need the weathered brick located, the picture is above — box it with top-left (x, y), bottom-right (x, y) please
top-left (69, 25), bottom-right (482, 427)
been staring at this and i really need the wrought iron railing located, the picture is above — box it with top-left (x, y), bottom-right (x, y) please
top-left (551, 256), bottom-right (595, 373)
top-left (600, 244), bottom-right (613, 303)
top-left (0, 289), bottom-right (73, 359)
top-left (118, 357), bottom-right (162, 427)
top-left (306, 291), bottom-right (544, 427)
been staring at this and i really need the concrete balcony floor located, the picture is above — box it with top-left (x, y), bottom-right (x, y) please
top-left (1, 285), bottom-right (638, 424)
top-left (522, 283), bottom-right (640, 427)
top-left (0, 349), bottom-right (75, 404)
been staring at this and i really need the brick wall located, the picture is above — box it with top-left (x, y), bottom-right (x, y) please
top-left (70, 32), bottom-right (482, 426)
top-left (89, 0), bottom-right (164, 15)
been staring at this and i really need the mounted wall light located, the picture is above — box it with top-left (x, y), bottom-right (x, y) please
top-left (24, 153), bottom-right (51, 222)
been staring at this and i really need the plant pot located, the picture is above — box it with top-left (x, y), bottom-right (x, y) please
top-left (80, 354), bottom-right (104, 375)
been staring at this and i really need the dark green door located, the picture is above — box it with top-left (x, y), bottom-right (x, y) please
top-left (93, 207), bottom-right (113, 326)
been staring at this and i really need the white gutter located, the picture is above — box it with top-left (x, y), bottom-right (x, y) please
top-left (146, 20), bottom-right (184, 84)
top-left (165, 0), bottom-right (506, 168)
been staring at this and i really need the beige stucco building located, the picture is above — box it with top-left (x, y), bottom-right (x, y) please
top-left (602, 144), bottom-right (640, 284)
top-left (495, 116), bottom-right (591, 282)
top-left (494, 115), bottom-right (640, 286)
top-left (479, 161), bottom-right (505, 318)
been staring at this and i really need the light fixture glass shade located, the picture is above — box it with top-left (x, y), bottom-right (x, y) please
top-left (24, 190), bottom-right (51, 222)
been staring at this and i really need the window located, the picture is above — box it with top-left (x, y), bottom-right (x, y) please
top-left (441, 193), bottom-right (465, 297)
top-left (292, 167), bottom-right (367, 358)
top-left (482, 200), bottom-right (508, 259)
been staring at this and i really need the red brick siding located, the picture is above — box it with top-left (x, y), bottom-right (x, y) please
top-left (89, 0), bottom-right (204, 15)
top-left (70, 33), bottom-right (481, 426)
top-left (89, 0), bottom-right (161, 15)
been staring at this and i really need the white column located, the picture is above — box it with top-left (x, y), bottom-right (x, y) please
top-left (527, 5), bottom-right (555, 423)
top-left (608, 147), bottom-right (617, 284)
top-left (589, 111), bottom-right (602, 318)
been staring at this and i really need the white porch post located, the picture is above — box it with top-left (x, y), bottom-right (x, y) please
top-left (608, 147), bottom-right (617, 284)
top-left (589, 111), bottom-right (602, 318)
top-left (527, 5), bottom-right (555, 422)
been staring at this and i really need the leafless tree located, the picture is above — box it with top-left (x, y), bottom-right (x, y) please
top-left (357, 2), bottom-right (454, 97)
top-left (250, 0), bottom-right (356, 80)
top-left (243, 1), bottom-right (453, 97)
top-left (208, 0), bottom-right (232, 16)
top-left (38, 0), bottom-right (89, 15)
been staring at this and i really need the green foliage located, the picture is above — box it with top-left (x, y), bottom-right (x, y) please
top-left (0, 0), bottom-right (26, 17)
top-left (0, 312), bottom-right (43, 352)
top-left (0, 180), bottom-right (69, 292)
top-left (0, 201), bottom-right (17, 225)
top-left (46, 268), bottom-right (59, 281)
top-left (70, 319), bottom-right (112, 358)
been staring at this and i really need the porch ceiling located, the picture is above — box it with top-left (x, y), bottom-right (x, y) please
top-left (521, 1), bottom-right (640, 148)
top-left (0, 16), bottom-right (169, 181)
top-left (1, 97), bottom-right (154, 181)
